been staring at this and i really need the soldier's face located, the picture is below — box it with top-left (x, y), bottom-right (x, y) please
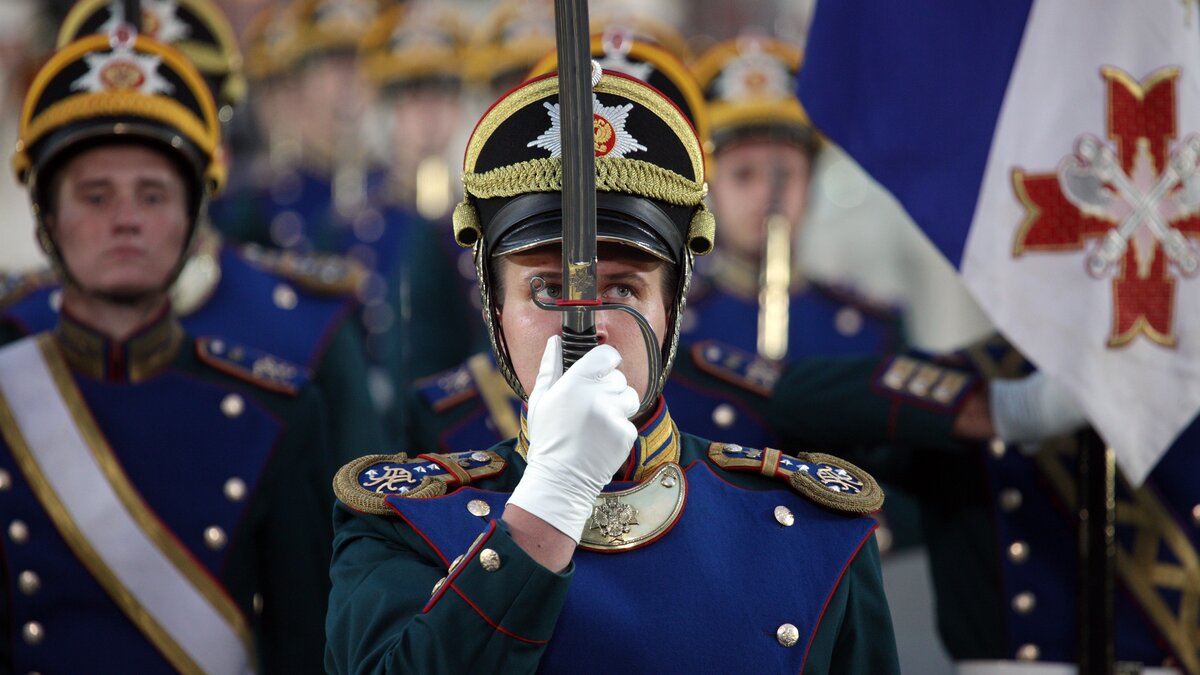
top-left (388, 88), bottom-right (462, 168)
top-left (47, 145), bottom-right (189, 300)
top-left (709, 140), bottom-right (811, 263)
top-left (297, 55), bottom-right (366, 165)
top-left (497, 244), bottom-right (670, 403)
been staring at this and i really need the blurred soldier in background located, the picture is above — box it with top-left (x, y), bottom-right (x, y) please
top-left (380, 0), bottom-right (560, 442)
top-left (464, 0), bottom-right (556, 96)
top-left (688, 37), bottom-right (901, 360)
top-left (0, 26), bottom-right (332, 671)
top-left (215, 0), bottom-right (382, 255)
top-left (208, 0), bottom-right (303, 244)
top-left (0, 0), bottom-right (386, 468)
top-left (356, 1), bottom-right (482, 433)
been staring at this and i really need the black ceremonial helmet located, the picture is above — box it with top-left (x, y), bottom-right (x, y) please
top-left (57, 0), bottom-right (245, 116)
top-left (526, 28), bottom-right (709, 149)
top-left (692, 37), bottom-right (819, 157)
top-left (452, 70), bottom-right (714, 402)
top-left (12, 26), bottom-right (223, 285)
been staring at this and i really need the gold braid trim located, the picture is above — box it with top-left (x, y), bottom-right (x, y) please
top-left (463, 156), bottom-right (706, 207)
top-left (22, 93), bottom-right (216, 155)
top-left (1036, 441), bottom-right (1200, 674)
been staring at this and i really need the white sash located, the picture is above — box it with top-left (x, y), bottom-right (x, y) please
top-left (0, 334), bottom-right (255, 674)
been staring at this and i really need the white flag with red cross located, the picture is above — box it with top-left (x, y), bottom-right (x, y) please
top-left (799, 0), bottom-right (1200, 484)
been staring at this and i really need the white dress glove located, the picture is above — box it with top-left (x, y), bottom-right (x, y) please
top-left (990, 371), bottom-right (1088, 445)
top-left (507, 335), bottom-right (640, 543)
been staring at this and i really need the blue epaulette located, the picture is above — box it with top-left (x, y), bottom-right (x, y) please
top-left (194, 337), bottom-right (311, 395)
top-left (238, 243), bottom-right (366, 297)
top-left (871, 353), bottom-right (977, 413)
top-left (333, 450), bottom-right (507, 514)
top-left (690, 340), bottom-right (785, 397)
top-left (707, 442), bottom-right (883, 515)
top-left (415, 363), bottom-right (478, 412)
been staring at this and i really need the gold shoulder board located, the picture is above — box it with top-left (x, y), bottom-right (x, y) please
top-left (707, 443), bottom-right (883, 515)
top-left (195, 337), bottom-right (310, 395)
top-left (333, 450), bottom-right (506, 515)
top-left (239, 243), bottom-right (367, 297)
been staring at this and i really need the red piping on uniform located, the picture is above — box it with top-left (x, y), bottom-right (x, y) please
top-left (448, 585), bottom-right (548, 645)
top-left (800, 523), bottom-right (879, 673)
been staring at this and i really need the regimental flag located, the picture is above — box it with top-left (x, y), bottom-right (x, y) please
top-left (798, 0), bottom-right (1200, 484)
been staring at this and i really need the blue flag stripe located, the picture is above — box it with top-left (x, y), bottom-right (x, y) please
top-left (797, 1), bottom-right (1034, 266)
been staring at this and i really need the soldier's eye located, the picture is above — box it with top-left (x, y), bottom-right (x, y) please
top-left (605, 284), bottom-right (634, 300)
top-left (534, 283), bottom-right (562, 301)
top-left (82, 191), bottom-right (108, 206)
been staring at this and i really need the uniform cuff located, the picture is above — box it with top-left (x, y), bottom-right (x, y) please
top-left (424, 519), bottom-right (572, 644)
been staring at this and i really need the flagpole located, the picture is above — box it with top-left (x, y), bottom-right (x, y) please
top-left (1076, 429), bottom-right (1115, 674)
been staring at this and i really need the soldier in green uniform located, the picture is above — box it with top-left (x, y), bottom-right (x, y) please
top-left (1, 25), bottom-right (332, 671)
top-left (327, 67), bottom-right (899, 673)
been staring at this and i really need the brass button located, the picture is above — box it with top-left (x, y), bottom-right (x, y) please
top-left (0, 468), bottom-right (11, 491)
top-left (834, 307), bottom-right (863, 336)
top-left (22, 621), bottom-right (43, 645)
top-left (774, 506), bottom-right (795, 527)
top-left (776, 623), bottom-right (799, 647)
top-left (1016, 643), bottom-right (1040, 661)
top-left (220, 394), bottom-right (245, 419)
top-left (1008, 541), bottom-right (1030, 564)
top-left (466, 499), bottom-right (491, 517)
top-left (989, 438), bottom-right (1006, 459)
top-left (203, 525), bottom-right (227, 550)
top-left (252, 593), bottom-right (264, 615)
top-left (273, 283), bottom-right (298, 310)
top-left (431, 576), bottom-right (447, 596)
top-left (470, 451), bottom-right (489, 463)
top-left (479, 548), bottom-right (502, 572)
top-left (9, 519), bottom-right (29, 544)
top-left (1000, 488), bottom-right (1023, 512)
top-left (1012, 591), bottom-right (1036, 614)
top-left (449, 554), bottom-right (465, 571)
top-left (18, 570), bottom-right (40, 595)
top-left (224, 477), bottom-right (247, 502)
top-left (712, 404), bottom-right (736, 429)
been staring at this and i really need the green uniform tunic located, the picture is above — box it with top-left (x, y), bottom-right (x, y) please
top-left (327, 405), bottom-right (899, 674)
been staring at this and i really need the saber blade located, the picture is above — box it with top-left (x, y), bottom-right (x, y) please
top-left (554, 0), bottom-right (599, 367)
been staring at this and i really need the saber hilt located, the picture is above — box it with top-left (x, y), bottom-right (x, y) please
top-left (555, 0), bottom-right (598, 370)
top-left (531, 277), bottom-right (660, 414)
